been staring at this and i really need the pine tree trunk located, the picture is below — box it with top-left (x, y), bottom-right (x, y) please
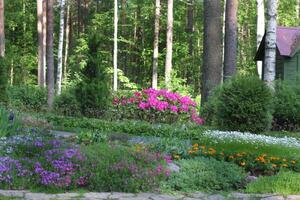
top-left (223, 0), bottom-right (238, 81)
top-left (0, 0), bottom-right (5, 58)
top-left (64, 2), bottom-right (70, 78)
top-left (297, 0), bottom-right (300, 18)
top-left (201, 0), bottom-right (223, 106)
top-left (57, 0), bottom-right (66, 95)
top-left (257, 0), bottom-right (265, 79)
top-left (113, 0), bottom-right (118, 91)
top-left (264, 0), bottom-right (277, 89)
top-left (152, 0), bottom-right (160, 89)
top-left (165, 0), bottom-right (173, 89)
top-left (47, 0), bottom-right (55, 110)
top-left (42, 0), bottom-right (47, 87)
top-left (37, 0), bottom-right (44, 86)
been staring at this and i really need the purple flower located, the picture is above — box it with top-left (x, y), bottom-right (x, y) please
top-left (34, 140), bottom-right (44, 148)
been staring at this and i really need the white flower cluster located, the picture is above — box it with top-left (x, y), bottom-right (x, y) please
top-left (203, 130), bottom-right (300, 148)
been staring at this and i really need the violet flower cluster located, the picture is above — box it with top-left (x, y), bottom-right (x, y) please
top-left (113, 88), bottom-right (204, 125)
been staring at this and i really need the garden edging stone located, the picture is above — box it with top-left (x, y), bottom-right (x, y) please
top-left (0, 190), bottom-right (300, 200)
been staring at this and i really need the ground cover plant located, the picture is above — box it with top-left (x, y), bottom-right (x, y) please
top-left (161, 157), bottom-right (246, 192)
top-left (246, 171), bottom-right (300, 195)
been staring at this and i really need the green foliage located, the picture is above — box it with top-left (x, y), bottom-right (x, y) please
top-left (273, 82), bottom-right (300, 131)
top-left (6, 86), bottom-right (47, 112)
top-left (162, 157), bottom-right (246, 192)
top-left (246, 171), bottom-right (300, 195)
top-left (54, 89), bottom-right (81, 117)
top-left (210, 76), bottom-right (273, 132)
top-left (46, 115), bottom-right (208, 139)
top-left (76, 130), bottom-right (108, 145)
top-left (82, 143), bottom-right (168, 192)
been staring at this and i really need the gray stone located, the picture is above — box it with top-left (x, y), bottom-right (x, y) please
top-left (286, 195), bottom-right (300, 200)
top-left (206, 194), bottom-right (226, 200)
top-left (245, 176), bottom-right (258, 184)
top-left (25, 192), bottom-right (57, 200)
top-left (110, 192), bottom-right (136, 199)
top-left (149, 194), bottom-right (177, 200)
top-left (0, 190), bottom-right (25, 198)
top-left (229, 192), bottom-right (254, 200)
top-left (167, 163), bottom-right (180, 173)
top-left (56, 193), bottom-right (80, 199)
top-left (84, 192), bottom-right (111, 199)
top-left (261, 196), bottom-right (285, 200)
top-left (183, 198), bottom-right (201, 200)
top-left (190, 192), bottom-right (207, 199)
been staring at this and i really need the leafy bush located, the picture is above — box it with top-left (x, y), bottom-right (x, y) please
top-left (246, 171), bottom-right (300, 195)
top-left (76, 130), bottom-right (108, 145)
top-left (162, 157), bottom-right (246, 192)
top-left (54, 89), bottom-right (81, 117)
top-left (110, 88), bottom-right (204, 125)
top-left (208, 76), bottom-right (273, 132)
top-left (273, 82), bottom-right (300, 131)
top-left (82, 143), bottom-right (170, 192)
top-left (46, 115), bottom-right (208, 139)
top-left (6, 85), bottom-right (47, 112)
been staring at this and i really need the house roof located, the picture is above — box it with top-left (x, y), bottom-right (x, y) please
top-left (255, 26), bottom-right (300, 61)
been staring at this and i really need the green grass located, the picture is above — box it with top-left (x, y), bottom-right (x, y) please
top-left (246, 171), bottom-right (300, 195)
top-left (263, 131), bottom-right (300, 140)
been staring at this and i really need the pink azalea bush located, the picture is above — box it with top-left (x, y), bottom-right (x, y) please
top-left (112, 88), bottom-right (204, 125)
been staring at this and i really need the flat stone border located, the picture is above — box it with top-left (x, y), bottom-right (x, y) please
top-left (0, 190), bottom-right (299, 200)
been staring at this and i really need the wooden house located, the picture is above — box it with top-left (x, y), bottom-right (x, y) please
top-left (255, 26), bottom-right (300, 83)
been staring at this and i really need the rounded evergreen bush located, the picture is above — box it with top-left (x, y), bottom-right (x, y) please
top-left (162, 157), bottom-right (246, 192)
top-left (54, 89), bottom-right (81, 117)
top-left (273, 82), bottom-right (300, 131)
top-left (214, 76), bottom-right (273, 132)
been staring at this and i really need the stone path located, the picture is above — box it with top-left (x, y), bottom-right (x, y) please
top-left (0, 190), bottom-right (300, 200)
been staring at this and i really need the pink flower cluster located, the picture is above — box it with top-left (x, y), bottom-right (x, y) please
top-left (113, 88), bottom-right (204, 125)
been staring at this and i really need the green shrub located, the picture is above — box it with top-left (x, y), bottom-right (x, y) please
top-left (273, 82), bottom-right (300, 131)
top-left (46, 115), bottom-right (208, 139)
top-left (6, 85), bottom-right (47, 112)
top-left (246, 171), bottom-right (300, 195)
top-left (162, 157), bottom-right (246, 192)
top-left (54, 89), bottom-right (81, 117)
top-left (82, 143), bottom-right (169, 192)
top-left (212, 76), bottom-right (273, 132)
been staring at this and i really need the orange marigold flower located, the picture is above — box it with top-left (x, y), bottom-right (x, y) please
top-left (200, 145), bottom-right (206, 149)
top-left (174, 155), bottom-right (180, 159)
top-left (291, 160), bottom-right (296, 164)
top-left (272, 164), bottom-right (277, 168)
top-left (240, 162), bottom-right (246, 166)
top-left (229, 156), bottom-right (234, 159)
top-left (188, 150), bottom-right (194, 154)
top-left (282, 159), bottom-right (287, 162)
top-left (193, 143), bottom-right (199, 148)
top-left (281, 164), bottom-right (288, 167)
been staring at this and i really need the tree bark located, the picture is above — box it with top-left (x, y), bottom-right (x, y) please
top-left (165, 0), bottom-right (173, 89)
top-left (0, 0), bottom-right (5, 58)
top-left (297, 0), bottom-right (300, 19)
top-left (223, 0), bottom-right (238, 81)
top-left (42, 0), bottom-right (47, 87)
top-left (201, 0), bottom-right (223, 106)
top-left (113, 0), bottom-right (118, 91)
top-left (57, 0), bottom-right (66, 95)
top-left (186, 0), bottom-right (194, 56)
top-left (152, 0), bottom-right (160, 89)
top-left (64, 2), bottom-right (70, 79)
top-left (47, 0), bottom-right (55, 109)
top-left (264, 0), bottom-right (277, 89)
top-left (257, 0), bottom-right (265, 79)
top-left (37, 0), bottom-right (45, 87)
top-left (121, 0), bottom-right (126, 34)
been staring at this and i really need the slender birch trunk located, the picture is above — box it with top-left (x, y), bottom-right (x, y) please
top-left (113, 0), bottom-right (118, 91)
top-left (152, 0), bottom-right (160, 89)
top-left (264, 0), bottom-right (277, 89)
top-left (0, 0), bottom-right (4, 58)
top-left (42, 0), bottom-right (47, 87)
top-left (257, 0), bottom-right (265, 79)
top-left (223, 0), bottom-right (238, 81)
top-left (47, 0), bottom-right (55, 109)
top-left (57, 0), bottom-right (66, 95)
top-left (64, 2), bottom-right (70, 79)
top-left (165, 0), bottom-right (173, 89)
